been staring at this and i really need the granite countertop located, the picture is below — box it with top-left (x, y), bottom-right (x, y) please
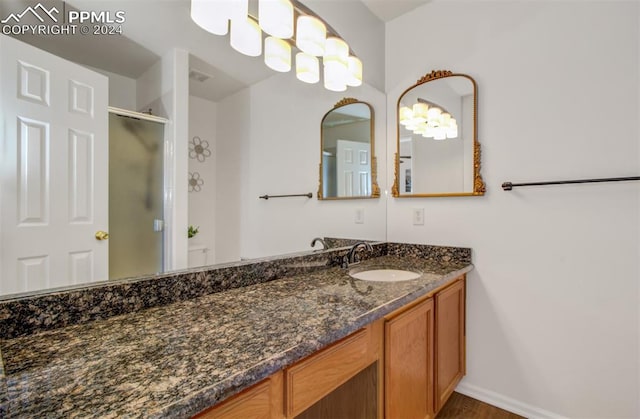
top-left (0, 255), bottom-right (472, 418)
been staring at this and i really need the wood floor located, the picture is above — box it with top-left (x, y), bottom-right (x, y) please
top-left (437, 392), bottom-right (525, 419)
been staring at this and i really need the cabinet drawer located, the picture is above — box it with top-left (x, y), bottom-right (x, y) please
top-left (195, 371), bottom-right (283, 419)
top-left (285, 325), bottom-right (376, 417)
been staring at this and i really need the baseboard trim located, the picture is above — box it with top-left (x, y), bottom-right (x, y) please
top-left (455, 382), bottom-right (568, 419)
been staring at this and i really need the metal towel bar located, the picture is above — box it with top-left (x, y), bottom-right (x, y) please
top-left (259, 193), bottom-right (313, 200)
top-left (502, 176), bottom-right (640, 191)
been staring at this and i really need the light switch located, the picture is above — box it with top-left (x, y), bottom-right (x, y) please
top-left (355, 208), bottom-right (364, 224)
top-left (412, 208), bottom-right (424, 225)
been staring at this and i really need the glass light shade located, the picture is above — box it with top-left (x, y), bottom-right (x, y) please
top-left (324, 37), bottom-right (349, 65)
top-left (434, 127), bottom-right (447, 140)
top-left (399, 106), bottom-right (413, 125)
top-left (264, 37), bottom-right (291, 72)
top-left (191, 0), bottom-right (229, 35)
top-left (295, 52), bottom-right (319, 84)
top-left (323, 60), bottom-right (347, 92)
top-left (346, 56), bottom-right (362, 87)
top-left (446, 122), bottom-right (458, 138)
top-left (412, 103), bottom-right (429, 123)
top-left (427, 106), bottom-right (442, 119)
top-left (414, 123), bottom-right (428, 135)
top-left (423, 126), bottom-right (435, 138)
top-left (258, 0), bottom-right (293, 38)
top-left (230, 17), bottom-right (262, 57)
top-left (296, 15), bottom-right (326, 56)
top-left (441, 113), bottom-right (452, 127)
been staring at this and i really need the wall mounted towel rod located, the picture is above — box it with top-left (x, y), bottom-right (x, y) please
top-left (502, 176), bottom-right (640, 191)
top-left (259, 193), bottom-right (313, 200)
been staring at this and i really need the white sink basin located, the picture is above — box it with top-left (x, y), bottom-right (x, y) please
top-left (349, 268), bottom-right (422, 282)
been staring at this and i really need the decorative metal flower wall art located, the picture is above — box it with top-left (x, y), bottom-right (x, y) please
top-left (189, 172), bottom-right (204, 192)
top-left (189, 136), bottom-right (211, 162)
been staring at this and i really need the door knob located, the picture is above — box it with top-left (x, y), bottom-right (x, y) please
top-left (95, 231), bottom-right (109, 241)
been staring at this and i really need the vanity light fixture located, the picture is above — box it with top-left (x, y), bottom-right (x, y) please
top-left (295, 52), bottom-right (320, 83)
top-left (190, 0), bottom-right (362, 92)
top-left (296, 15), bottom-right (326, 56)
top-left (399, 100), bottom-right (459, 140)
top-left (265, 36), bottom-right (291, 72)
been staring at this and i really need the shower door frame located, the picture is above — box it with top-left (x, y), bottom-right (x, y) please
top-left (108, 107), bottom-right (171, 275)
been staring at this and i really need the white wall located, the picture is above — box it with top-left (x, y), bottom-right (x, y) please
top-left (86, 66), bottom-right (137, 110)
top-left (215, 88), bottom-right (249, 263)
top-left (214, 73), bottom-right (387, 261)
top-left (386, 1), bottom-right (639, 418)
top-left (188, 95), bottom-right (217, 265)
top-left (137, 50), bottom-right (190, 272)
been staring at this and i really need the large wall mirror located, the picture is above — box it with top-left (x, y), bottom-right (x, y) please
top-left (319, 98), bottom-right (380, 200)
top-left (0, 0), bottom-right (387, 299)
top-left (392, 70), bottom-right (485, 197)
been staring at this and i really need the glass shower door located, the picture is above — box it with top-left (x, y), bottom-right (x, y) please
top-left (108, 113), bottom-right (165, 279)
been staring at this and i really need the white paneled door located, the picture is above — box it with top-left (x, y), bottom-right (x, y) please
top-left (0, 35), bottom-right (108, 295)
top-left (336, 139), bottom-right (371, 197)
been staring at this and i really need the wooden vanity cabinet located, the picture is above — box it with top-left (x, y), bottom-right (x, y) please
top-left (384, 275), bottom-right (466, 418)
top-left (384, 297), bottom-right (435, 419)
top-left (195, 275), bottom-right (465, 419)
top-left (434, 277), bottom-right (466, 413)
top-left (285, 320), bottom-right (383, 418)
top-left (194, 371), bottom-right (284, 419)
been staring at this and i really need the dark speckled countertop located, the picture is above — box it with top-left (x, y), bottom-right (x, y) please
top-left (0, 254), bottom-right (472, 418)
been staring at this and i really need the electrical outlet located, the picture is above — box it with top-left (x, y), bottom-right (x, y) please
top-left (412, 208), bottom-right (424, 225)
top-left (355, 208), bottom-right (364, 224)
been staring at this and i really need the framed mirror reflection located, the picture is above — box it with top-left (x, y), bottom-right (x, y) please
top-left (319, 98), bottom-right (380, 200)
top-left (392, 70), bottom-right (485, 197)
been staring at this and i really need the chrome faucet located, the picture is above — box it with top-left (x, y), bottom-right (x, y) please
top-left (310, 237), bottom-right (328, 250)
top-left (342, 241), bottom-right (373, 268)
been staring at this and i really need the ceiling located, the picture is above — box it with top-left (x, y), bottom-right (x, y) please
top-left (360, 0), bottom-right (431, 22)
top-left (0, 0), bottom-right (431, 103)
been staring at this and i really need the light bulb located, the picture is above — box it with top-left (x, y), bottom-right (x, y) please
top-left (264, 37), bottom-right (291, 72)
top-left (296, 15), bottom-right (326, 56)
top-left (258, 0), bottom-right (293, 38)
top-left (230, 17), bottom-right (262, 57)
top-left (295, 52), bottom-right (319, 84)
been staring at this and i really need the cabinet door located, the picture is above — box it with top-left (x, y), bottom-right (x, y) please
top-left (435, 278), bottom-right (466, 412)
top-left (195, 371), bottom-right (283, 419)
top-left (385, 298), bottom-right (435, 419)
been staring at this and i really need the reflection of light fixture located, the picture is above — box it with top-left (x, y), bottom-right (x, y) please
top-left (190, 0), bottom-right (229, 35)
top-left (399, 99), bottom-right (459, 140)
top-left (346, 56), bottom-right (362, 87)
top-left (296, 15), bottom-right (326, 56)
top-left (296, 52), bottom-right (319, 83)
top-left (190, 0), bottom-right (362, 91)
top-left (230, 17), bottom-right (262, 56)
top-left (259, 0), bottom-right (294, 38)
top-left (264, 36), bottom-right (291, 72)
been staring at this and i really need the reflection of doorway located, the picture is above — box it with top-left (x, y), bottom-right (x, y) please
top-left (108, 111), bottom-right (166, 280)
top-left (0, 34), bottom-right (109, 295)
top-left (337, 139), bottom-right (371, 197)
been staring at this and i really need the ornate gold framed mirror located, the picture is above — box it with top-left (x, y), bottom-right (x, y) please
top-left (318, 98), bottom-right (380, 200)
top-left (392, 70), bottom-right (485, 197)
